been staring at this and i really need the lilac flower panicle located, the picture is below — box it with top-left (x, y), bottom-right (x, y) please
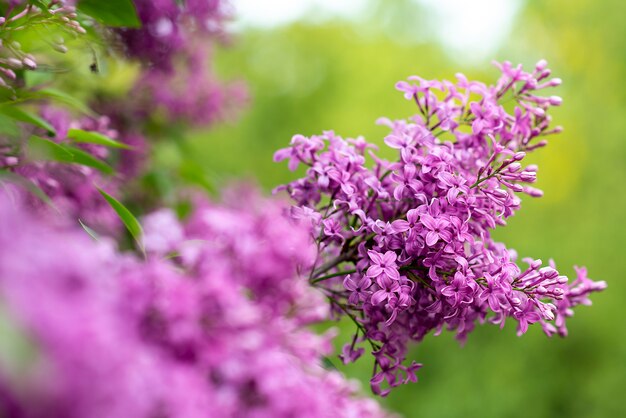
top-left (275, 60), bottom-right (606, 395)
top-left (115, 0), bottom-right (247, 126)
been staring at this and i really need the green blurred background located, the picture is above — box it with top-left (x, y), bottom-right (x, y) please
top-left (170, 0), bottom-right (625, 416)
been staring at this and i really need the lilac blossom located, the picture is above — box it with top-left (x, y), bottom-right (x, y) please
top-left (115, 0), bottom-right (247, 126)
top-left (134, 47), bottom-right (247, 125)
top-left (117, 0), bottom-right (231, 71)
top-left (275, 60), bottom-right (606, 395)
top-left (0, 190), bottom-right (392, 417)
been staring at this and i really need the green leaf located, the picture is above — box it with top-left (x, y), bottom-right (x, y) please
top-left (79, 219), bottom-right (100, 241)
top-left (78, 0), bottom-right (141, 28)
top-left (0, 169), bottom-right (56, 209)
top-left (64, 146), bottom-right (114, 175)
top-left (27, 136), bottom-right (74, 163)
top-left (179, 162), bottom-right (216, 193)
top-left (0, 106), bottom-right (56, 136)
top-left (25, 71), bottom-right (55, 89)
top-left (29, 0), bottom-right (49, 10)
top-left (67, 128), bottom-right (131, 149)
top-left (0, 114), bottom-right (19, 136)
top-left (321, 356), bottom-right (338, 371)
top-left (36, 89), bottom-right (95, 116)
top-left (97, 188), bottom-right (144, 252)
top-left (26, 137), bottom-right (114, 175)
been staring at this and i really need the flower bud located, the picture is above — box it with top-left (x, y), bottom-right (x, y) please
top-left (513, 151), bottom-right (526, 161)
top-left (535, 59), bottom-right (548, 71)
top-left (549, 96), bottom-right (563, 106)
top-left (548, 78), bottom-right (562, 87)
top-left (22, 57), bottom-right (37, 70)
top-left (506, 163), bottom-right (522, 173)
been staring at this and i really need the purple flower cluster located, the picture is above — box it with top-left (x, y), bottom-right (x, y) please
top-left (118, 0), bottom-right (229, 70)
top-left (0, 108), bottom-right (122, 232)
top-left (116, 0), bottom-right (246, 125)
top-left (275, 60), bottom-right (606, 395)
top-left (0, 189), bottom-right (391, 417)
top-left (136, 46), bottom-right (247, 125)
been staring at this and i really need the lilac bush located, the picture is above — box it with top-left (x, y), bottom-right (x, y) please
top-left (275, 60), bottom-right (606, 395)
top-left (0, 0), bottom-right (607, 415)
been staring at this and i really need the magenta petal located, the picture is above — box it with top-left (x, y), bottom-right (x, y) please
top-left (426, 231), bottom-right (439, 246)
top-left (420, 214), bottom-right (437, 230)
top-left (383, 251), bottom-right (397, 264)
top-left (367, 265), bottom-right (383, 278)
top-left (371, 290), bottom-right (388, 306)
top-left (368, 250), bottom-right (384, 264)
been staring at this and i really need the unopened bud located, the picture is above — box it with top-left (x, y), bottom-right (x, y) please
top-left (523, 186), bottom-right (544, 198)
top-left (519, 171), bottom-right (537, 182)
top-left (22, 57), bottom-right (37, 70)
top-left (549, 96), bottom-right (563, 106)
top-left (535, 59), bottom-right (548, 71)
top-left (507, 163), bottom-right (522, 173)
top-left (548, 77), bottom-right (562, 87)
top-left (539, 267), bottom-right (558, 279)
top-left (52, 44), bottom-right (68, 53)
top-left (513, 151), bottom-right (526, 161)
top-left (6, 58), bottom-right (23, 69)
top-left (1, 69), bottom-right (16, 80)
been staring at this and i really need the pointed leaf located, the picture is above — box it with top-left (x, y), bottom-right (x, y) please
top-left (27, 136), bottom-right (73, 163)
top-left (79, 219), bottom-right (100, 241)
top-left (63, 146), bottom-right (114, 175)
top-left (321, 357), bottom-right (338, 371)
top-left (78, 0), bottom-right (141, 27)
top-left (67, 128), bottom-right (131, 149)
top-left (29, 1), bottom-right (49, 10)
top-left (27, 137), bottom-right (114, 175)
top-left (37, 89), bottom-right (95, 116)
top-left (0, 106), bottom-right (55, 135)
top-left (97, 188), bottom-right (144, 252)
top-left (0, 114), bottom-right (19, 136)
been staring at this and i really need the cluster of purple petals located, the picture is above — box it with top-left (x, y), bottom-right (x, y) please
top-left (0, 108), bottom-right (124, 232)
top-left (116, 0), bottom-right (246, 125)
top-left (135, 46), bottom-right (247, 125)
top-left (118, 0), bottom-right (230, 71)
top-left (0, 190), bottom-right (391, 418)
top-left (275, 60), bottom-right (606, 395)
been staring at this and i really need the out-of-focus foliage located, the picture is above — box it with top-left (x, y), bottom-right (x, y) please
top-left (185, 22), bottom-right (452, 188)
top-left (184, 1), bottom-right (624, 417)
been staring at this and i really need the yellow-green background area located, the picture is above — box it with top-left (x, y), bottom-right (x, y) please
top-left (173, 0), bottom-right (624, 416)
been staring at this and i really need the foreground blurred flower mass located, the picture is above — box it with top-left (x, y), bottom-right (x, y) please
top-left (0, 190), bottom-right (390, 417)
